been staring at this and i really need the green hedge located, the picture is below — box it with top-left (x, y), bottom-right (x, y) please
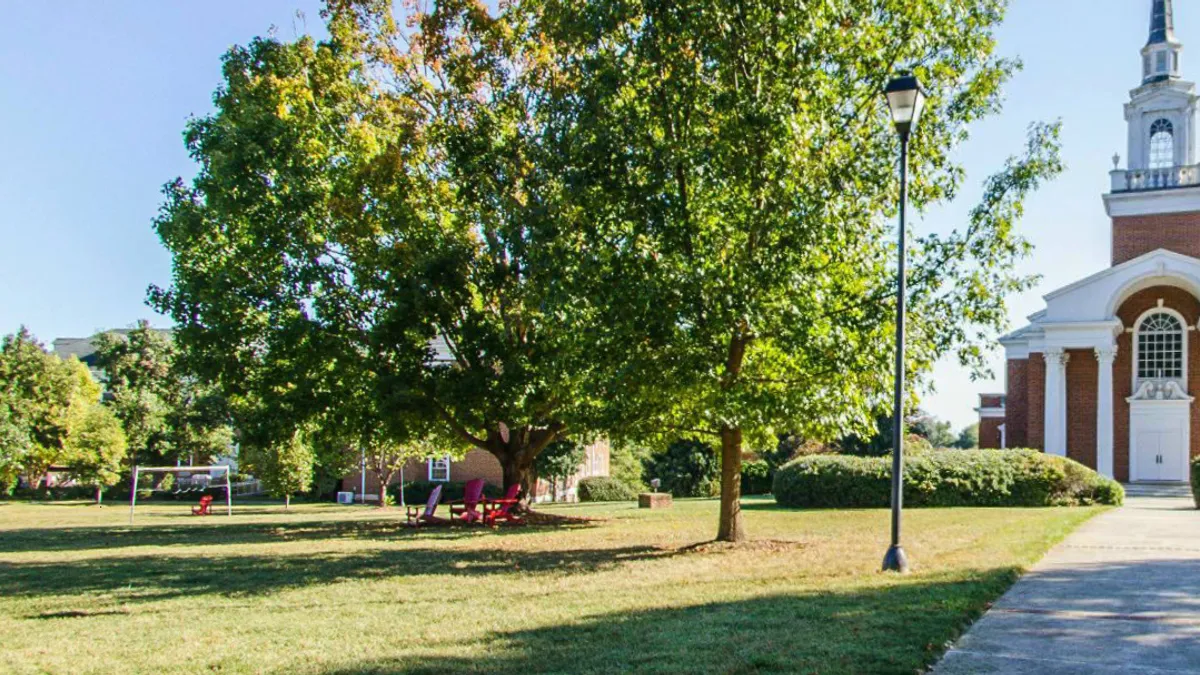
top-left (391, 480), bottom-right (503, 506)
top-left (1192, 457), bottom-right (1200, 509)
top-left (578, 477), bottom-right (637, 502)
top-left (741, 459), bottom-right (772, 495)
top-left (773, 449), bottom-right (1124, 509)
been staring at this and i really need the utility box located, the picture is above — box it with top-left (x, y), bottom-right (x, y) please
top-left (336, 491), bottom-right (355, 505)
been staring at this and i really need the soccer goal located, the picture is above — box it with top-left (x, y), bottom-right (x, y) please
top-left (128, 465), bottom-right (233, 523)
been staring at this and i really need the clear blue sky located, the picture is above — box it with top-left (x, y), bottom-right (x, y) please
top-left (0, 1), bottom-right (1178, 430)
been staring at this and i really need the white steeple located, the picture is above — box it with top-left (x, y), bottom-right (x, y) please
top-left (1121, 0), bottom-right (1198, 180)
top-left (1143, 0), bottom-right (1182, 85)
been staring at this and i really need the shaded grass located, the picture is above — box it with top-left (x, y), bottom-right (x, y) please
top-left (0, 497), bottom-right (1103, 674)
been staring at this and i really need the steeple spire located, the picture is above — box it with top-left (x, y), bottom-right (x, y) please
top-left (1148, 0), bottom-right (1177, 47)
top-left (1143, 0), bottom-right (1183, 85)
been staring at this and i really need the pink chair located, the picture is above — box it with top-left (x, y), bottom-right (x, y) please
top-left (406, 485), bottom-right (450, 527)
top-left (449, 479), bottom-right (486, 524)
top-left (484, 484), bottom-right (524, 526)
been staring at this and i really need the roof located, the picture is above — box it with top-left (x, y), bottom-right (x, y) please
top-left (1148, 0), bottom-right (1177, 46)
top-left (52, 328), bottom-right (173, 372)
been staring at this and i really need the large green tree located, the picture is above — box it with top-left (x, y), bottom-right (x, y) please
top-left (150, 1), bottom-right (590, 491)
top-left (93, 322), bottom-right (233, 467)
top-left (0, 329), bottom-right (127, 496)
top-left (92, 323), bottom-right (173, 465)
top-left (0, 329), bottom-right (79, 490)
top-left (535, 0), bottom-right (1064, 540)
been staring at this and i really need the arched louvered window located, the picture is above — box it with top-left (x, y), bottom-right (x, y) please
top-left (1149, 119), bottom-right (1175, 169)
top-left (1137, 311), bottom-right (1185, 380)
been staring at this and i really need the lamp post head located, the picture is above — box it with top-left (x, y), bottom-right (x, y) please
top-left (884, 75), bottom-right (927, 137)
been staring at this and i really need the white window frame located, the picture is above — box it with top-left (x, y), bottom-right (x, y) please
top-left (1132, 306), bottom-right (1189, 389)
top-left (427, 456), bottom-right (451, 482)
top-left (1149, 118), bottom-right (1175, 169)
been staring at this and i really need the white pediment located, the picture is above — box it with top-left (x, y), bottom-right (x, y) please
top-left (1040, 249), bottom-right (1200, 323)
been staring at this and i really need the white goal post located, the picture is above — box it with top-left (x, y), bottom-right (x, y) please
top-left (129, 465), bottom-right (233, 523)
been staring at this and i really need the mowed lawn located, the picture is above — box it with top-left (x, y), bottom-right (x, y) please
top-left (0, 497), bottom-right (1102, 674)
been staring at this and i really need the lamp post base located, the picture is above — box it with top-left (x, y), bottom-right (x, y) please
top-left (882, 544), bottom-right (910, 573)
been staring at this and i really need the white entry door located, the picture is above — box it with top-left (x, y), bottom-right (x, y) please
top-left (1134, 429), bottom-right (1187, 482)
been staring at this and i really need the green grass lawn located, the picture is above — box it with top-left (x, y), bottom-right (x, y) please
top-left (0, 497), bottom-right (1103, 674)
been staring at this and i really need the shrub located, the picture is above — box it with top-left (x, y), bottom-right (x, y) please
top-left (741, 459), bottom-right (772, 495)
top-left (1192, 457), bottom-right (1200, 509)
top-left (773, 449), bottom-right (1124, 509)
top-left (391, 480), bottom-right (502, 506)
top-left (642, 438), bottom-right (720, 498)
top-left (578, 477), bottom-right (637, 502)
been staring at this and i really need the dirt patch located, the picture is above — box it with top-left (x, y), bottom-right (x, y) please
top-left (521, 510), bottom-right (603, 527)
top-left (678, 539), bottom-right (806, 555)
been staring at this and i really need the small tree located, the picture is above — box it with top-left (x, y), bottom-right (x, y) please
top-left (66, 403), bottom-right (128, 505)
top-left (955, 424), bottom-right (980, 449)
top-left (244, 430), bottom-right (315, 510)
top-left (534, 440), bottom-right (586, 502)
top-left (362, 436), bottom-right (454, 509)
top-left (909, 412), bottom-right (957, 449)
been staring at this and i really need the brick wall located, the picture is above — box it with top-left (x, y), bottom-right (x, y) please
top-left (1006, 359), bottom-right (1029, 448)
top-left (1114, 285), bottom-right (1200, 482)
top-left (340, 442), bottom-right (612, 502)
top-left (1065, 349), bottom-right (1098, 470)
top-left (1026, 352), bottom-right (1045, 452)
top-left (979, 395), bottom-right (1004, 408)
top-left (979, 419), bottom-right (1003, 449)
top-left (1112, 211), bottom-right (1200, 264)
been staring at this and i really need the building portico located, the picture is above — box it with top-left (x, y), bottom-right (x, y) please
top-left (994, 250), bottom-right (1200, 481)
top-left (978, 1), bottom-right (1200, 484)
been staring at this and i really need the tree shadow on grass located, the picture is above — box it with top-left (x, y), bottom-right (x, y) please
top-left (311, 568), bottom-right (1025, 675)
top-left (0, 516), bottom-right (598, 555)
top-left (0, 542), bottom-right (680, 604)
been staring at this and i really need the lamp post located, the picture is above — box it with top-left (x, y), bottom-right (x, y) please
top-left (882, 75), bottom-right (926, 574)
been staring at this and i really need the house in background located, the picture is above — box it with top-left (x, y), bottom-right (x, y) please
top-left (978, 0), bottom-right (1200, 484)
top-left (52, 328), bottom-right (173, 381)
top-left (341, 439), bottom-right (611, 504)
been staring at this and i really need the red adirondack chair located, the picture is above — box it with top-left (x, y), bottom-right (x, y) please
top-left (484, 484), bottom-right (524, 526)
top-left (406, 485), bottom-right (450, 528)
top-left (192, 495), bottom-right (214, 516)
top-left (449, 478), bottom-right (486, 524)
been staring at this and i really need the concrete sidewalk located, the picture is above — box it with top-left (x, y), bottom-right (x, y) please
top-left (934, 484), bottom-right (1200, 674)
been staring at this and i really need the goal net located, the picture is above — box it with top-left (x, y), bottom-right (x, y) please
top-left (128, 465), bottom-right (233, 523)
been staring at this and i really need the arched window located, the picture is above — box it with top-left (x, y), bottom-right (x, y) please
top-left (1137, 312), bottom-right (1185, 380)
top-left (1149, 119), bottom-right (1175, 169)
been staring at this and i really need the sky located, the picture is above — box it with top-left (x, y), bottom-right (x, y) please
top-left (0, 0), bottom-right (1180, 431)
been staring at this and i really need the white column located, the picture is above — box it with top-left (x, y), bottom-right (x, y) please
top-left (1095, 346), bottom-right (1117, 479)
top-left (1044, 348), bottom-right (1069, 456)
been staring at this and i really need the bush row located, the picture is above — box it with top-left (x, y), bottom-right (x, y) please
top-left (773, 449), bottom-right (1124, 509)
top-left (578, 477), bottom-right (638, 502)
top-left (1192, 457), bottom-right (1200, 509)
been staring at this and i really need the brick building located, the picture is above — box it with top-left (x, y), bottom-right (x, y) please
top-left (978, 0), bottom-right (1200, 483)
top-left (341, 440), bottom-right (611, 504)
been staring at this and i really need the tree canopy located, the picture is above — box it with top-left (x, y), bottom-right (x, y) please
top-left (150, 1), bottom-right (593, 491)
top-left (530, 0), bottom-right (1063, 539)
top-left (151, 0), bottom-right (1060, 543)
top-left (0, 328), bottom-right (128, 497)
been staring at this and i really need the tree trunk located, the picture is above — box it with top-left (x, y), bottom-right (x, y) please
top-left (95, 486), bottom-right (103, 506)
top-left (716, 427), bottom-right (746, 543)
top-left (285, 493), bottom-right (291, 511)
top-left (499, 453), bottom-right (535, 500)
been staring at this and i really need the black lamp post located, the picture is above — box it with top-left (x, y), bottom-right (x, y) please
top-left (882, 75), bottom-right (926, 574)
